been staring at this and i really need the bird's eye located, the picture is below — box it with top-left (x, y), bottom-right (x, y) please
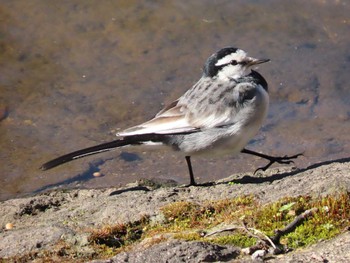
top-left (231, 60), bottom-right (238, 65)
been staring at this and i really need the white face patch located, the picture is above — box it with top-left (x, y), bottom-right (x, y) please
top-left (217, 64), bottom-right (249, 81)
top-left (215, 49), bottom-right (247, 67)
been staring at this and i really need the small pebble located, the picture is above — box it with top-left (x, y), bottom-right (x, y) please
top-left (251, 249), bottom-right (267, 260)
top-left (5, 223), bottom-right (14, 230)
top-left (241, 247), bottom-right (251, 255)
top-left (93, 172), bottom-right (102, 177)
top-left (24, 119), bottom-right (33, 125)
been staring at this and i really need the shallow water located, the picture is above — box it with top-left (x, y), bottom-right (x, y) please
top-left (1, 0), bottom-right (349, 200)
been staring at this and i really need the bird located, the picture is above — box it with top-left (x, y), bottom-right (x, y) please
top-left (41, 47), bottom-right (302, 186)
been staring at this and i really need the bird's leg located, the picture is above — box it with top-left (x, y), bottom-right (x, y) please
top-left (185, 156), bottom-right (197, 186)
top-left (241, 148), bottom-right (303, 173)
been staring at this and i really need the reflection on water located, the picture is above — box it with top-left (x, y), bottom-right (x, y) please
top-left (1, 0), bottom-right (349, 200)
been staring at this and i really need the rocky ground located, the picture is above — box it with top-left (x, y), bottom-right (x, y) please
top-left (1, 157), bottom-right (349, 262)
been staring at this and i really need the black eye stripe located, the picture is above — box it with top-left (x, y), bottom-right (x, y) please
top-left (216, 60), bottom-right (240, 69)
top-left (215, 64), bottom-right (226, 71)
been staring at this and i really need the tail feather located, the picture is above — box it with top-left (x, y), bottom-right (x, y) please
top-left (40, 131), bottom-right (195, 171)
top-left (40, 139), bottom-right (134, 171)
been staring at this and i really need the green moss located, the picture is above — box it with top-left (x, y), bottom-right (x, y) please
top-left (155, 192), bottom-right (350, 249)
top-left (173, 232), bottom-right (202, 241)
top-left (160, 195), bottom-right (256, 229)
top-left (207, 233), bottom-right (256, 247)
top-left (89, 215), bottom-right (150, 248)
top-left (8, 192), bottom-right (350, 261)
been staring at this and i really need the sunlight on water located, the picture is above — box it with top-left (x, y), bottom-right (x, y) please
top-left (0, 0), bottom-right (349, 200)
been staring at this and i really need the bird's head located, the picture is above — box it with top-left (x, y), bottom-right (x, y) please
top-left (203, 47), bottom-right (269, 80)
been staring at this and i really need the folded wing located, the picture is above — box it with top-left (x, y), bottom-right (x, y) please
top-left (117, 79), bottom-right (255, 137)
top-left (118, 99), bottom-right (237, 137)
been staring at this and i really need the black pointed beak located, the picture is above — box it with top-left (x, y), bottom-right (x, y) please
top-left (247, 58), bottom-right (270, 66)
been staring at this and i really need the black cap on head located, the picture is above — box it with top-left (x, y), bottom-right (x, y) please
top-left (203, 47), bottom-right (239, 77)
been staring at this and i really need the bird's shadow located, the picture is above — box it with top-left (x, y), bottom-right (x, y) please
top-left (109, 156), bottom-right (350, 192)
top-left (109, 186), bottom-right (151, 196)
top-left (36, 156), bottom-right (350, 196)
top-left (33, 159), bottom-right (109, 194)
top-left (219, 156), bottom-right (350, 186)
top-left (35, 152), bottom-right (142, 195)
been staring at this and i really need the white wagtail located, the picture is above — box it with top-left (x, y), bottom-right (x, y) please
top-left (41, 47), bottom-right (302, 185)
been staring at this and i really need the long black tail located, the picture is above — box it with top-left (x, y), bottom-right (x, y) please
top-left (40, 134), bottom-right (167, 171)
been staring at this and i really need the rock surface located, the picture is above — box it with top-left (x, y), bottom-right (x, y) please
top-left (0, 158), bottom-right (349, 262)
top-left (91, 240), bottom-right (240, 263)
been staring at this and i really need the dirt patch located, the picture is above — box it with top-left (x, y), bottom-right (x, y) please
top-left (15, 196), bottom-right (63, 217)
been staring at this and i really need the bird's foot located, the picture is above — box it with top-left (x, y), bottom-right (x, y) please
top-left (254, 152), bottom-right (304, 174)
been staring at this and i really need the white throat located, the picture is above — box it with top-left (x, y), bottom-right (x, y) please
top-left (217, 65), bottom-right (250, 81)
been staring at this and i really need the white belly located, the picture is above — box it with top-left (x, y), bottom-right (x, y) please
top-left (187, 84), bottom-right (269, 157)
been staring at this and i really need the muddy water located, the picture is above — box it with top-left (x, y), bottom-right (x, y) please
top-left (1, 0), bottom-right (349, 201)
